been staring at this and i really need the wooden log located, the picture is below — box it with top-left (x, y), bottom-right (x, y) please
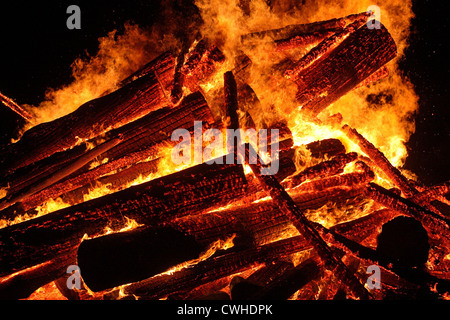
top-left (293, 23), bottom-right (397, 116)
top-left (293, 170), bottom-right (374, 193)
top-left (0, 159), bottom-right (247, 277)
top-left (330, 209), bottom-right (399, 243)
top-left (0, 137), bottom-right (123, 212)
top-left (0, 248), bottom-right (77, 300)
top-left (170, 185), bottom-right (367, 249)
top-left (275, 29), bottom-right (341, 51)
top-left (342, 125), bottom-right (417, 197)
top-left (182, 42), bottom-right (226, 92)
top-left (251, 257), bottom-right (323, 300)
top-left (223, 71), bottom-right (240, 131)
top-left (283, 152), bottom-right (358, 188)
top-left (122, 235), bottom-right (313, 299)
top-left (0, 52), bottom-right (175, 175)
top-left (77, 227), bottom-right (205, 292)
top-left (365, 183), bottom-right (450, 238)
top-left (0, 91), bottom-right (33, 122)
top-left (2, 91), bottom-right (214, 212)
top-left (354, 66), bottom-right (389, 89)
top-left (285, 19), bottom-right (367, 79)
top-left (241, 11), bottom-right (371, 43)
top-left (170, 43), bottom-right (191, 104)
top-left (410, 180), bottom-right (450, 207)
top-left (243, 144), bottom-right (370, 299)
top-left (118, 51), bottom-right (175, 90)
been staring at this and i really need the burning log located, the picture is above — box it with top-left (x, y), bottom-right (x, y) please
top-left (243, 145), bottom-right (370, 299)
top-left (0, 91), bottom-right (214, 215)
top-left (0, 137), bottom-right (123, 212)
top-left (283, 152), bottom-right (358, 188)
top-left (250, 257), bottom-right (323, 300)
top-left (0, 160), bottom-right (247, 276)
top-left (0, 52), bottom-right (175, 175)
top-left (223, 71), bottom-right (240, 131)
top-left (121, 235), bottom-right (313, 299)
top-left (77, 228), bottom-right (205, 292)
top-left (170, 41), bottom-right (192, 104)
top-left (0, 248), bottom-right (77, 300)
top-left (0, 91), bottom-right (34, 122)
top-left (292, 169), bottom-right (374, 193)
top-left (182, 41), bottom-right (226, 92)
top-left (119, 51), bottom-right (176, 90)
top-left (241, 11), bottom-right (371, 43)
top-left (355, 66), bottom-right (389, 89)
top-left (285, 18), bottom-right (368, 79)
top-left (330, 209), bottom-right (399, 243)
top-left (342, 124), bottom-right (417, 197)
top-left (230, 260), bottom-right (294, 299)
top-left (410, 180), bottom-right (450, 207)
top-left (275, 29), bottom-right (341, 51)
top-left (365, 183), bottom-right (450, 238)
top-left (292, 23), bottom-right (397, 116)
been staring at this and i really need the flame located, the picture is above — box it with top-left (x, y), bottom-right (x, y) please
top-left (3, 0), bottom-right (429, 300)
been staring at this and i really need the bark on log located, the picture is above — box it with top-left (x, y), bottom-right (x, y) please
top-left (0, 52), bottom-right (175, 175)
top-left (292, 23), bottom-right (397, 116)
top-left (410, 181), bottom-right (450, 207)
top-left (355, 66), bottom-right (389, 89)
top-left (0, 160), bottom-right (247, 277)
top-left (330, 209), bottom-right (399, 243)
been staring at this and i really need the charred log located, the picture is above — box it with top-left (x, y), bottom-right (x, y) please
top-left (0, 160), bottom-right (247, 276)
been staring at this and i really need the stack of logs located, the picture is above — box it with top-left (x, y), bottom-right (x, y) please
top-left (0, 11), bottom-right (449, 300)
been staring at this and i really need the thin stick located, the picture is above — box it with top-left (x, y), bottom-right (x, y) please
top-left (0, 91), bottom-right (33, 122)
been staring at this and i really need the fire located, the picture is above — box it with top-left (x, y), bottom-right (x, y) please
top-left (3, 0), bottom-right (444, 302)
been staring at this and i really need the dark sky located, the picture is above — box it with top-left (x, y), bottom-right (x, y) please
top-left (0, 0), bottom-right (448, 185)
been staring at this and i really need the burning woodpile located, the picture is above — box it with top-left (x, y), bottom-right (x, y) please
top-left (0, 2), bottom-right (449, 301)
